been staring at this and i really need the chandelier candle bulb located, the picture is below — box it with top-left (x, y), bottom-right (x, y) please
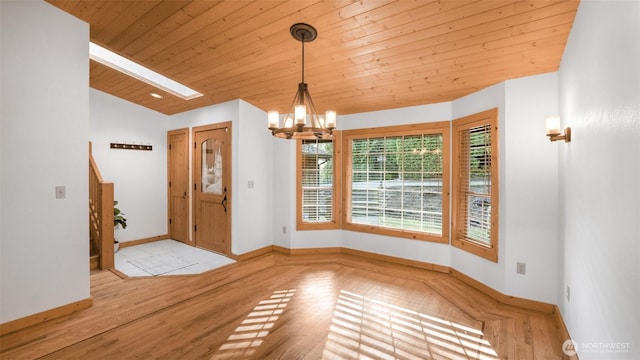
top-left (317, 115), bottom-right (325, 127)
top-left (268, 111), bottom-right (280, 129)
top-left (325, 111), bottom-right (336, 129)
top-left (295, 105), bottom-right (306, 124)
top-left (284, 116), bottom-right (294, 128)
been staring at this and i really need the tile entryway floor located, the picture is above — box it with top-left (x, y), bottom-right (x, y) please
top-left (115, 239), bottom-right (235, 277)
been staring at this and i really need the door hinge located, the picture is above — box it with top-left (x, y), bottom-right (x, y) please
top-left (169, 181), bottom-right (172, 187)
top-left (194, 142), bottom-right (197, 149)
top-left (169, 144), bottom-right (172, 150)
top-left (169, 218), bottom-right (172, 224)
top-left (194, 225), bottom-right (197, 232)
top-left (194, 183), bottom-right (197, 190)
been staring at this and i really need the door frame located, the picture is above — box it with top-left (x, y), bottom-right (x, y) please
top-left (192, 122), bottom-right (232, 255)
top-left (167, 127), bottom-right (190, 244)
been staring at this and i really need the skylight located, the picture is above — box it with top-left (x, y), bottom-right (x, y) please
top-left (89, 42), bottom-right (202, 100)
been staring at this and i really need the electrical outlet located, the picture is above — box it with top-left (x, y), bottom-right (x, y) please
top-left (567, 285), bottom-right (571, 302)
top-left (516, 262), bottom-right (526, 275)
top-left (282, 226), bottom-right (287, 234)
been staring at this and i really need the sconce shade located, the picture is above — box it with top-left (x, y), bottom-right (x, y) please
top-left (545, 116), bottom-right (561, 136)
top-left (545, 115), bottom-right (571, 142)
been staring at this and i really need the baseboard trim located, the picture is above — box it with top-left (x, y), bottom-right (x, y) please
top-left (450, 268), bottom-right (555, 314)
top-left (272, 246), bottom-right (342, 255)
top-left (235, 245), bottom-right (274, 261)
top-left (89, 255), bottom-right (99, 270)
top-left (272, 245), bottom-right (289, 255)
top-left (0, 297), bottom-right (93, 336)
top-left (109, 267), bottom-right (130, 280)
top-left (119, 234), bottom-right (169, 248)
top-left (553, 305), bottom-right (574, 343)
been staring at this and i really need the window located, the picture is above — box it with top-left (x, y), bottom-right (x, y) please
top-left (452, 108), bottom-right (499, 262)
top-left (342, 122), bottom-right (449, 243)
top-left (296, 132), bottom-right (341, 230)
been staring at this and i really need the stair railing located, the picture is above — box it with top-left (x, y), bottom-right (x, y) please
top-left (89, 142), bottom-right (114, 269)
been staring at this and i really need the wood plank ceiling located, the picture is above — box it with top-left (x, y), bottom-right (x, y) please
top-left (47, 0), bottom-right (580, 116)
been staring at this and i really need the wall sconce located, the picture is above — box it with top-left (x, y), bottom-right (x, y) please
top-left (545, 116), bottom-right (571, 142)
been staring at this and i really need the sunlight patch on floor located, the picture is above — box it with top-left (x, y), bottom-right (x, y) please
top-left (323, 289), bottom-right (499, 360)
top-left (213, 289), bottom-right (296, 359)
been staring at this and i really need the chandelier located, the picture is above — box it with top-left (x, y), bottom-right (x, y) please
top-left (268, 23), bottom-right (336, 140)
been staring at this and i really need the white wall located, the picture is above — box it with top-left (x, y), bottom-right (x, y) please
top-left (169, 100), bottom-right (239, 130)
top-left (503, 73), bottom-right (559, 304)
top-left (0, 1), bottom-right (90, 323)
top-left (271, 138), bottom-right (294, 248)
top-left (89, 89), bottom-right (169, 243)
top-left (558, 1), bottom-right (640, 358)
top-left (236, 100), bottom-right (272, 254)
top-left (340, 102), bottom-right (453, 130)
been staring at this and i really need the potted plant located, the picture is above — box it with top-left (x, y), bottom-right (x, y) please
top-left (114, 201), bottom-right (127, 252)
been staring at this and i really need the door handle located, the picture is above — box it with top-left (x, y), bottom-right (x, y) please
top-left (221, 195), bottom-right (227, 213)
top-left (182, 191), bottom-right (187, 199)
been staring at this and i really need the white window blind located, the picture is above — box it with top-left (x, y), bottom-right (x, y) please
top-left (457, 124), bottom-right (492, 246)
top-left (301, 139), bottom-right (334, 222)
top-left (350, 134), bottom-right (444, 235)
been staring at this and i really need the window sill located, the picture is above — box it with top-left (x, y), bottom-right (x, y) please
top-left (343, 222), bottom-right (448, 244)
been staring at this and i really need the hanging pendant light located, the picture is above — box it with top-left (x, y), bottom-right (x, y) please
top-left (268, 23), bottom-right (336, 140)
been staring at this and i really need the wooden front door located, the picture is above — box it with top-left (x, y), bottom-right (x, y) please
top-left (168, 128), bottom-right (189, 244)
top-left (193, 123), bottom-right (232, 255)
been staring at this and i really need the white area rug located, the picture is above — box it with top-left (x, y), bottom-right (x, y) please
top-left (115, 239), bottom-right (235, 277)
top-left (127, 253), bottom-right (196, 276)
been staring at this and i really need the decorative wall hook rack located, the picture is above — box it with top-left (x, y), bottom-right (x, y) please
top-left (110, 142), bottom-right (153, 151)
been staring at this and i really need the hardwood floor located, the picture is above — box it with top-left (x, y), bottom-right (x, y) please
top-left (0, 253), bottom-right (569, 359)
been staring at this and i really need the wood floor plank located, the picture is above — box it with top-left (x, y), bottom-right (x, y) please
top-left (1, 253), bottom-right (567, 359)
